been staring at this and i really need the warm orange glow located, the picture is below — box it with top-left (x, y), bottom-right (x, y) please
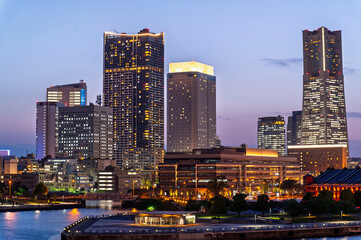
top-left (131, 208), bottom-right (137, 213)
top-left (245, 148), bottom-right (278, 157)
top-left (169, 61), bottom-right (214, 75)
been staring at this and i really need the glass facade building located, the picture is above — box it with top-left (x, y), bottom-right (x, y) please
top-left (301, 27), bottom-right (348, 147)
top-left (287, 111), bottom-right (302, 146)
top-left (257, 116), bottom-right (286, 156)
top-left (167, 61), bottom-right (216, 152)
top-left (103, 29), bottom-right (164, 169)
top-left (58, 105), bottom-right (113, 160)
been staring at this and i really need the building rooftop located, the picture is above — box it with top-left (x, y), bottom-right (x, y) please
top-left (312, 168), bottom-right (361, 185)
top-left (169, 61), bottom-right (214, 75)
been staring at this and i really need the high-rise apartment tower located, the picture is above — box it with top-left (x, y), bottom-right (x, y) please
top-left (167, 61), bottom-right (216, 152)
top-left (103, 29), bottom-right (164, 169)
top-left (301, 27), bottom-right (348, 147)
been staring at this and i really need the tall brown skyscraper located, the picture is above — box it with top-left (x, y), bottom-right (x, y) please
top-left (301, 27), bottom-right (348, 147)
top-left (103, 29), bottom-right (164, 169)
top-left (167, 61), bottom-right (216, 152)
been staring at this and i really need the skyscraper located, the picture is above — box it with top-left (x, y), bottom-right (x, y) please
top-left (301, 27), bottom-right (348, 147)
top-left (257, 116), bottom-right (286, 156)
top-left (103, 29), bottom-right (164, 169)
top-left (47, 80), bottom-right (87, 107)
top-left (287, 111), bottom-right (302, 146)
top-left (167, 61), bottom-right (216, 152)
top-left (58, 104), bottom-right (113, 159)
top-left (36, 102), bottom-right (62, 160)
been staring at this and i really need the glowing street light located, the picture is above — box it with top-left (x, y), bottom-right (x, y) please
top-left (8, 181), bottom-right (12, 198)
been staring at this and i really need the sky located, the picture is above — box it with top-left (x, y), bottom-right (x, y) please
top-left (1, 0), bottom-right (361, 157)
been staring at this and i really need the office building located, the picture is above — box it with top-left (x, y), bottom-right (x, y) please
top-left (0, 150), bottom-right (10, 156)
top-left (288, 144), bottom-right (347, 173)
top-left (167, 61), bottom-right (216, 152)
top-left (257, 116), bottom-right (286, 156)
top-left (158, 147), bottom-right (300, 199)
top-left (301, 27), bottom-right (348, 147)
top-left (287, 111), bottom-right (302, 146)
top-left (58, 104), bottom-right (113, 159)
top-left (103, 29), bottom-right (165, 169)
top-left (47, 80), bottom-right (87, 107)
top-left (36, 102), bottom-right (63, 160)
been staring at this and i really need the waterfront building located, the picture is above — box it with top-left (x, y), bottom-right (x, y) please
top-left (0, 172), bottom-right (39, 191)
top-left (47, 80), bottom-right (87, 107)
top-left (36, 102), bottom-right (63, 160)
top-left (304, 168), bottom-right (361, 200)
top-left (58, 104), bottom-right (113, 159)
top-left (103, 29), bottom-right (165, 169)
top-left (257, 116), bottom-right (286, 156)
top-left (158, 146), bottom-right (300, 199)
top-left (287, 111), bottom-right (302, 146)
top-left (288, 144), bottom-right (347, 173)
top-left (135, 212), bottom-right (196, 225)
top-left (301, 27), bottom-right (348, 147)
top-left (167, 61), bottom-right (216, 152)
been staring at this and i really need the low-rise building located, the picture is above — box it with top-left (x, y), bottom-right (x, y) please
top-left (158, 146), bottom-right (300, 199)
top-left (288, 144), bottom-right (347, 174)
top-left (304, 168), bottom-right (361, 200)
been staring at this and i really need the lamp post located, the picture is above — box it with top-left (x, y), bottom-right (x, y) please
top-left (341, 210), bottom-right (343, 220)
top-left (133, 180), bottom-right (137, 197)
top-left (8, 181), bottom-right (12, 198)
top-left (255, 214), bottom-right (257, 224)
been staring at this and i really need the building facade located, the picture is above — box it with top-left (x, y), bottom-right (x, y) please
top-left (36, 102), bottom-right (63, 160)
top-left (287, 111), bottom-right (302, 146)
top-left (288, 144), bottom-right (347, 173)
top-left (58, 104), bottom-right (113, 159)
top-left (47, 80), bottom-right (87, 107)
top-left (257, 116), bottom-right (286, 156)
top-left (301, 27), bottom-right (348, 147)
top-left (304, 168), bottom-right (361, 200)
top-left (103, 29), bottom-right (165, 169)
top-left (167, 61), bottom-right (216, 152)
top-left (158, 147), bottom-right (300, 199)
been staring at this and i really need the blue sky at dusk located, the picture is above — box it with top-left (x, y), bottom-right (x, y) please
top-left (1, 0), bottom-right (361, 156)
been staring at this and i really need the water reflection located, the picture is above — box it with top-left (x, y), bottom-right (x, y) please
top-left (86, 200), bottom-right (123, 210)
top-left (67, 208), bottom-right (80, 221)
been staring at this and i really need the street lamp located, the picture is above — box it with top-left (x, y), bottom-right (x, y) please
top-left (133, 180), bottom-right (137, 197)
top-left (8, 181), bottom-right (12, 198)
top-left (255, 214), bottom-right (257, 224)
top-left (341, 210), bottom-right (343, 220)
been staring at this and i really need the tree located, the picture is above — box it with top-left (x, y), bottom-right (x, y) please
top-left (255, 194), bottom-right (269, 214)
top-left (209, 195), bottom-right (228, 218)
top-left (285, 199), bottom-right (304, 221)
top-left (339, 188), bottom-right (355, 203)
top-left (280, 179), bottom-right (297, 195)
top-left (317, 189), bottom-right (333, 200)
top-left (302, 192), bottom-right (314, 202)
top-left (206, 176), bottom-right (228, 198)
top-left (230, 193), bottom-right (249, 217)
top-left (33, 182), bottom-right (48, 196)
top-left (354, 190), bottom-right (361, 207)
top-left (307, 197), bottom-right (333, 218)
top-left (261, 180), bottom-right (270, 195)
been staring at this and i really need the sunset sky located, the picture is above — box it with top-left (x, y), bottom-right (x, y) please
top-left (2, 0), bottom-right (361, 156)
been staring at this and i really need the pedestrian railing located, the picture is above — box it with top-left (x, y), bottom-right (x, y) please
top-left (64, 219), bottom-right (361, 236)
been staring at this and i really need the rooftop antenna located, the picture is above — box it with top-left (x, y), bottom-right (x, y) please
top-left (113, 29), bottom-right (119, 34)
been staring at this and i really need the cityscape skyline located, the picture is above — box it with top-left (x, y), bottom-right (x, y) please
top-left (3, 1), bottom-right (361, 156)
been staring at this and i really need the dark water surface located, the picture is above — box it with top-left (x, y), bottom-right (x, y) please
top-left (0, 200), bottom-right (119, 240)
